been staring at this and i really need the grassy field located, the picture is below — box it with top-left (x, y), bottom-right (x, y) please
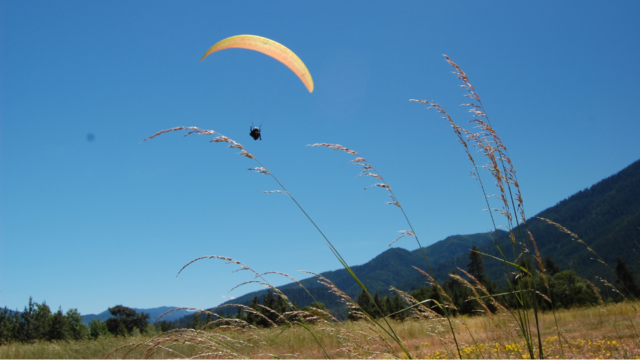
top-left (1, 303), bottom-right (638, 358)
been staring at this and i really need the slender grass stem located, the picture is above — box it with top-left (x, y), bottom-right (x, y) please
top-left (250, 157), bottom-right (413, 358)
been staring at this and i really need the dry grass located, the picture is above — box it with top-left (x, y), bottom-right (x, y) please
top-left (3, 304), bottom-right (638, 358)
top-left (0, 335), bottom-right (154, 359)
top-left (404, 303), bottom-right (640, 359)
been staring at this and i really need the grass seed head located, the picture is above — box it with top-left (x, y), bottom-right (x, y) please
top-left (248, 167), bottom-right (270, 175)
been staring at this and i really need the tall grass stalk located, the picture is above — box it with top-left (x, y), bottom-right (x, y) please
top-left (142, 128), bottom-right (412, 358)
top-left (308, 143), bottom-right (464, 358)
top-left (412, 55), bottom-right (553, 358)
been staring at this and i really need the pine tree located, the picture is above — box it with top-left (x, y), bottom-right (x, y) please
top-left (191, 313), bottom-right (201, 330)
top-left (384, 295), bottom-right (392, 318)
top-left (66, 308), bottom-right (88, 340)
top-left (235, 307), bottom-right (246, 322)
top-left (17, 297), bottom-right (36, 342)
top-left (467, 245), bottom-right (486, 284)
top-left (261, 290), bottom-right (279, 325)
top-left (88, 318), bottom-right (110, 339)
top-left (33, 302), bottom-right (52, 340)
top-left (263, 290), bottom-right (276, 312)
top-left (354, 290), bottom-right (375, 319)
top-left (410, 286), bottom-right (443, 315)
top-left (614, 257), bottom-right (640, 298)
top-left (204, 313), bottom-right (214, 330)
top-left (274, 294), bottom-right (288, 316)
top-left (443, 270), bottom-right (474, 315)
top-left (247, 296), bottom-right (261, 326)
top-left (372, 292), bottom-right (384, 318)
top-left (48, 308), bottom-right (69, 341)
top-left (390, 294), bottom-right (407, 320)
top-left (543, 255), bottom-right (561, 276)
top-left (410, 286), bottom-right (432, 302)
top-left (105, 305), bottom-right (150, 335)
top-left (0, 307), bottom-right (17, 344)
top-left (116, 321), bottom-right (128, 337)
top-left (467, 246), bottom-right (499, 313)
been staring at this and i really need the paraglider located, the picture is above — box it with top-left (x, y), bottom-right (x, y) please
top-left (201, 35), bottom-right (314, 93)
top-left (249, 123), bottom-right (262, 141)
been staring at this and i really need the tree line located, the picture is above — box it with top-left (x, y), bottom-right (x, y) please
top-left (398, 246), bottom-right (640, 318)
top-left (183, 246), bottom-right (640, 327)
top-left (3, 247), bottom-right (639, 344)
top-left (0, 301), bottom-right (152, 344)
top-left (171, 290), bottom-right (337, 330)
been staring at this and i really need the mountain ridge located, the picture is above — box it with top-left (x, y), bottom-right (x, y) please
top-left (174, 157), bottom-right (640, 322)
top-left (81, 306), bottom-right (194, 324)
top-left (210, 231), bottom-right (504, 319)
top-left (399, 158), bottom-right (640, 290)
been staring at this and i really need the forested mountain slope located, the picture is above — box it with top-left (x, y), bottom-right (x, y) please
top-left (182, 158), bottom-right (639, 322)
top-left (400, 158), bottom-right (640, 291)
top-left (213, 232), bottom-right (501, 318)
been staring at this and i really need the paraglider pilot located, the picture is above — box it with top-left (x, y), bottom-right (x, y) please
top-left (250, 124), bottom-right (262, 140)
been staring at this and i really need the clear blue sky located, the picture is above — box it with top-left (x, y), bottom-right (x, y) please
top-left (1, 1), bottom-right (639, 316)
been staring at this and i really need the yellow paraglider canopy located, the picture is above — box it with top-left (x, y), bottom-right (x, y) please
top-left (201, 35), bottom-right (314, 93)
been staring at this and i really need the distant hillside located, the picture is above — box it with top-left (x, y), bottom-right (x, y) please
top-left (191, 231), bottom-right (503, 320)
top-left (279, 231), bottom-right (506, 295)
top-left (400, 158), bottom-right (640, 291)
top-left (81, 306), bottom-right (193, 324)
top-left (175, 158), bottom-right (640, 322)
